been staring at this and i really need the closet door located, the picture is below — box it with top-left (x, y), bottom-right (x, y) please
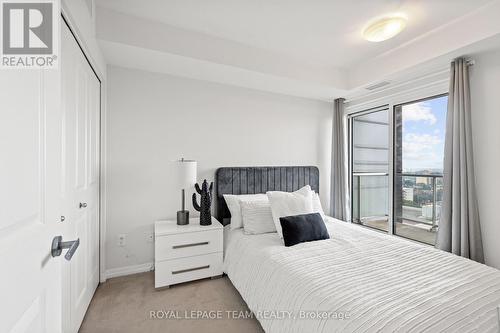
top-left (61, 21), bottom-right (100, 333)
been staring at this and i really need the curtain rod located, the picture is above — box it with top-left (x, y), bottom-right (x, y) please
top-left (453, 58), bottom-right (475, 66)
top-left (466, 59), bottom-right (475, 66)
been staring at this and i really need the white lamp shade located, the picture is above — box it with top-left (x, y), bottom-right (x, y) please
top-left (175, 159), bottom-right (197, 189)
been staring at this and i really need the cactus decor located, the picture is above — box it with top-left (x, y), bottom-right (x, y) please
top-left (192, 179), bottom-right (213, 225)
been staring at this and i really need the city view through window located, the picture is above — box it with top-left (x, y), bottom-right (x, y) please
top-left (351, 95), bottom-right (447, 245)
top-left (394, 95), bottom-right (448, 244)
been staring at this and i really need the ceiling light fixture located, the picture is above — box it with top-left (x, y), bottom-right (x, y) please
top-left (363, 15), bottom-right (407, 42)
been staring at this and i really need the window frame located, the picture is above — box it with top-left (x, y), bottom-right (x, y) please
top-left (391, 93), bottom-right (449, 245)
top-left (345, 79), bottom-right (448, 244)
top-left (348, 105), bottom-right (391, 234)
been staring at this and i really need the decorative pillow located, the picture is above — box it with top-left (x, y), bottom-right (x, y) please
top-left (223, 194), bottom-right (268, 230)
top-left (279, 213), bottom-right (330, 247)
top-left (312, 192), bottom-right (326, 218)
top-left (266, 185), bottom-right (313, 238)
top-left (240, 200), bottom-right (276, 235)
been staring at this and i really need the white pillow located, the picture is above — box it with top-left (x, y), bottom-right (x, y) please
top-left (223, 194), bottom-right (268, 230)
top-left (312, 192), bottom-right (326, 218)
top-left (241, 200), bottom-right (276, 235)
top-left (266, 185), bottom-right (313, 238)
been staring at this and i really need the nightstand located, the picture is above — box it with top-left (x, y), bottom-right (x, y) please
top-left (154, 217), bottom-right (223, 288)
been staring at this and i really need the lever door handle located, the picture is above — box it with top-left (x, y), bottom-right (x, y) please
top-left (51, 236), bottom-right (80, 261)
top-left (79, 202), bottom-right (87, 209)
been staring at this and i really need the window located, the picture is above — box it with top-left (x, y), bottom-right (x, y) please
top-left (350, 106), bottom-right (390, 232)
top-left (393, 95), bottom-right (447, 245)
top-left (348, 94), bottom-right (448, 245)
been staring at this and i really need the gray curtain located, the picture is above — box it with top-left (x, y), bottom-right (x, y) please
top-left (436, 58), bottom-right (484, 263)
top-left (331, 98), bottom-right (349, 221)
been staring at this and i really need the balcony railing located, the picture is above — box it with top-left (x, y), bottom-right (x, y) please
top-left (352, 172), bottom-right (389, 232)
top-left (351, 173), bottom-right (443, 239)
top-left (396, 173), bottom-right (443, 233)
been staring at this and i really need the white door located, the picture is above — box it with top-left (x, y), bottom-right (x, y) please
top-left (0, 51), bottom-right (63, 331)
top-left (60, 21), bottom-right (100, 333)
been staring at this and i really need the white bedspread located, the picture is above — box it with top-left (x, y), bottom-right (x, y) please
top-left (223, 217), bottom-right (500, 333)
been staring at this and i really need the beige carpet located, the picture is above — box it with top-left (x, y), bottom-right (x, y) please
top-left (79, 272), bottom-right (264, 333)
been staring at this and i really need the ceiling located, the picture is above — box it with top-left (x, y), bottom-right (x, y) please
top-left (95, 0), bottom-right (500, 100)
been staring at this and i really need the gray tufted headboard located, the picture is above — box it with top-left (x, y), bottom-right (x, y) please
top-left (215, 166), bottom-right (319, 225)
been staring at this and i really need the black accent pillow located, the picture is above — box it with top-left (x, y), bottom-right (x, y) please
top-left (279, 213), bottom-right (330, 247)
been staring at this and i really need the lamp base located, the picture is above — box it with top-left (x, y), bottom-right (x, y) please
top-left (177, 210), bottom-right (189, 225)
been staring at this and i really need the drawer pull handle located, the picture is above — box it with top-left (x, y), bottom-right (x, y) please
top-left (172, 241), bottom-right (209, 249)
top-left (172, 265), bottom-right (210, 275)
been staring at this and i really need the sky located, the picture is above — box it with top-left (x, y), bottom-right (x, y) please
top-left (402, 95), bottom-right (447, 173)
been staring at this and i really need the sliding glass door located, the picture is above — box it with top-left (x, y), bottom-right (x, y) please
top-left (348, 94), bottom-right (447, 245)
top-left (350, 107), bottom-right (390, 232)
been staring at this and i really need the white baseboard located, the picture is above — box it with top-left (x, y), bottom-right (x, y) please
top-left (105, 262), bottom-right (154, 280)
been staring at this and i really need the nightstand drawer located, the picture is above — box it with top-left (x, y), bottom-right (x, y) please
top-left (155, 229), bottom-right (222, 261)
top-left (155, 252), bottom-right (222, 288)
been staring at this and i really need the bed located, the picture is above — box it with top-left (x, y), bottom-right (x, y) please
top-left (216, 166), bottom-right (500, 333)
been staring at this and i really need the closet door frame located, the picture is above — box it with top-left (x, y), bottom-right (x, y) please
top-left (60, 7), bottom-right (107, 285)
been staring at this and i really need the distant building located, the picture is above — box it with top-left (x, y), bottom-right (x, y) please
top-left (403, 187), bottom-right (414, 201)
top-left (416, 177), bottom-right (432, 185)
top-left (422, 203), bottom-right (442, 221)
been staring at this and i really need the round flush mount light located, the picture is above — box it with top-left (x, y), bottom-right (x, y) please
top-left (363, 15), bottom-right (407, 42)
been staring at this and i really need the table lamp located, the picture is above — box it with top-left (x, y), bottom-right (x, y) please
top-left (175, 158), bottom-right (197, 225)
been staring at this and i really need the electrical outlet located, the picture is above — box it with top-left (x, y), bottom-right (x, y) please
top-left (117, 234), bottom-right (126, 247)
top-left (147, 233), bottom-right (154, 243)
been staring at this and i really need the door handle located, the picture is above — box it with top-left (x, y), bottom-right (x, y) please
top-left (51, 236), bottom-right (80, 261)
top-left (79, 202), bottom-right (87, 209)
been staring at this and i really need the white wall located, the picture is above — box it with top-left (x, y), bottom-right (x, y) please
top-left (105, 66), bottom-right (332, 273)
top-left (470, 49), bottom-right (500, 270)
